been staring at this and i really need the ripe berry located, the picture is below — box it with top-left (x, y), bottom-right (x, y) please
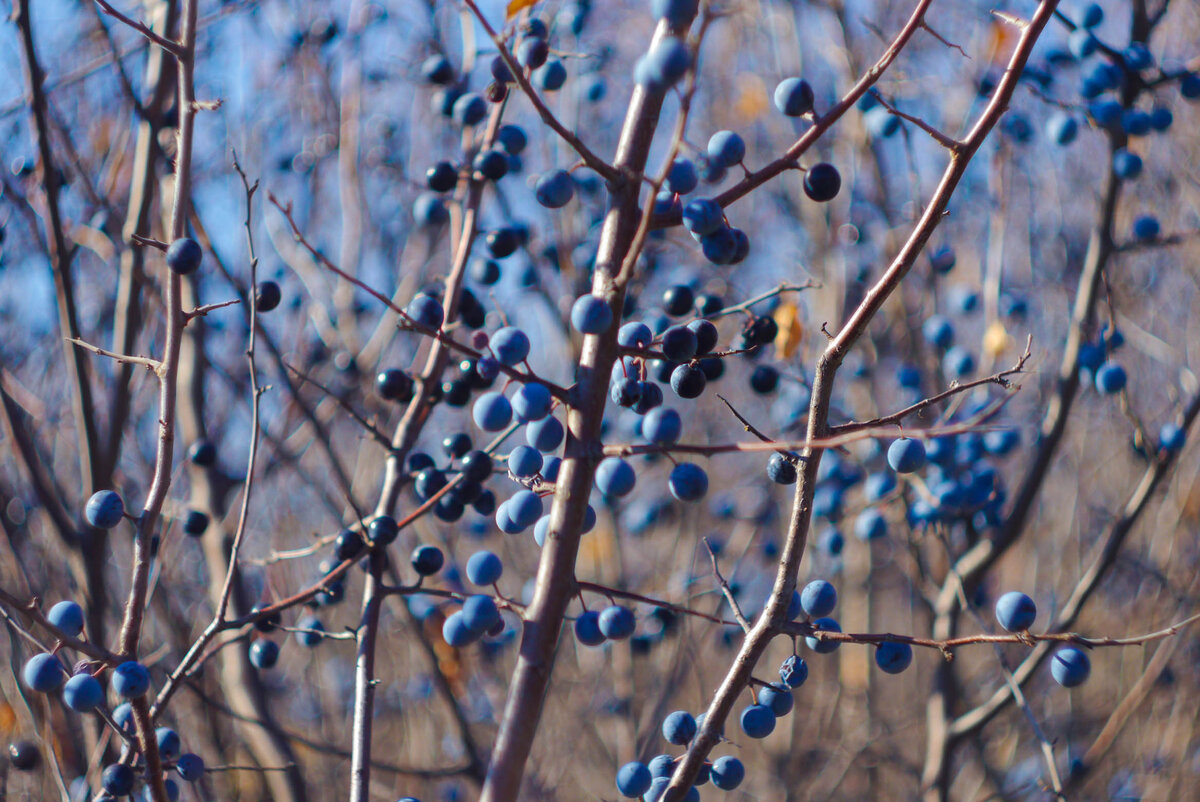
top-left (85, 490), bottom-right (125, 529)
top-left (707, 130), bottom-right (745, 167)
top-left (491, 326), bottom-right (531, 365)
top-left (887, 438), bottom-right (926, 473)
top-left (103, 763), bottom-right (135, 795)
top-left (800, 580), bottom-right (837, 618)
top-left (661, 710), bottom-right (697, 745)
top-left (616, 761), bottom-right (652, 798)
top-left (803, 163), bottom-right (841, 202)
top-left (767, 453), bottom-right (797, 485)
top-left (662, 285), bottom-right (694, 316)
top-left (368, 515), bottom-right (399, 545)
top-left (22, 654), bottom-right (65, 692)
top-left (188, 439), bottom-right (217, 466)
top-left (8, 741), bottom-right (39, 771)
top-left (176, 753), bottom-right (205, 782)
top-left (63, 673), bottom-right (104, 712)
top-left (472, 392), bottom-right (514, 432)
top-left (739, 704), bottom-right (775, 738)
top-left (166, 237), bottom-right (202, 274)
top-left (805, 617), bottom-right (842, 653)
top-left (571, 295), bottom-right (614, 334)
top-left (466, 550), bottom-right (503, 585)
top-left (779, 654), bottom-right (808, 688)
top-left (711, 755), bottom-right (744, 790)
top-left (376, 369), bottom-right (415, 402)
top-left (668, 463), bottom-right (708, 501)
top-left (995, 591), bottom-right (1037, 632)
top-left (112, 661), bottom-right (151, 698)
top-left (574, 610), bottom-right (606, 646)
top-left (660, 325), bottom-right (698, 362)
top-left (535, 169), bottom-right (575, 208)
top-left (774, 77), bottom-right (814, 116)
top-left (875, 641), bottom-right (913, 674)
top-left (420, 54), bottom-right (455, 84)
top-left (595, 457), bottom-right (636, 497)
top-left (254, 280), bottom-right (282, 312)
top-left (642, 407), bottom-right (682, 445)
top-left (1051, 647), bottom-right (1091, 687)
top-left (249, 640), bottom-right (279, 669)
top-left (451, 93), bottom-right (487, 127)
top-left (534, 59), bottom-right (567, 91)
top-left (48, 601), bottom-right (85, 637)
top-left (670, 364), bottom-right (706, 398)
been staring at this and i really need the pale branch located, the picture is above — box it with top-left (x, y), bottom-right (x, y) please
top-left (703, 538), bottom-right (751, 633)
top-left (66, 338), bottom-right (162, 372)
top-left (92, 0), bottom-right (184, 56)
top-left (267, 193), bottom-right (569, 400)
top-left (460, 0), bottom-right (618, 183)
top-left (284, 362), bottom-right (394, 450)
top-left (864, 90), bottom-right (962, 151)
top-left (831, 335), bottom-right (1031, 435)
top-left (575, 581), bottom-right (739, 628)
top-left (665, 2), bottom-right (1062, 797)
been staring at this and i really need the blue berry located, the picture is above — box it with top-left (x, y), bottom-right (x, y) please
top-left (854, 508), bottom-right (888, 541)
top-left (421, 54), bottom-right (455, 84)
top-left (711, 755), bottom-right (744, 790)
top-left (103, 764), bottom-right (135, 795)
top-left (516, 37), bottom-right (549, 70)
top-left (1123, 42), bottom-right (1153, 71)
top-left (112, 661), bottom-right (151, 698)
top-left (922, 315), bottom-right (955, 348)
top-left (739, 704), bottom-right (775, 738)
top-left (595, 457), bottom-right (636, 497)
top-left (574, 611), bottom-right (606, 646)
top-left (774, 77), bottom-right (814, 116)
top-left (535, 170), bottom-right (575, 208)
top-left (665, 158), bottom-right (698, 195)
top-left (865, 106), bottom-right (900, 138)
top-left (1046, 112), bottom-right (1078, 145)
top-left (156, 727), bottom-right (181, 759)
top-left (182, 509), bottom-right (209, 536)
top-left (1159, 422), bottom-right (1185, 452)
top-left (1132, 215), bottom-right (1160, 241)
top-left (176, 753), bottom-right (205, 782)
top-left (48, 601), bottom-right (85, 637)
top-left (707, 131), bottom-right (745, 167)
top-left (249, 640), bottom-right (279, 669)
top-left (508, 446), bottom-right (543, 478)
top-left (1112, 148), bottom-right (1143, 180)
top-left (405, 293), bottom-right (444, 330)
top-left (1095, 361), bottom-right (1127, 394)
top-left (508, 489), bottom-right (544, 529)
top-left (767, 452), bottom-right (797, 485)
top-left (618, 321), bottom-right (654, 348)
top-left (611, 377), bottom-right (642, 407)
top-left (700, 227), bottom-right (738, 264)
top-left (636, 37), bottom-right (690, 89)
top-left (443, 611), bottom-right (480, 647)
top-left (165, 238), bottom-right (202, 274)
top-left (473, 148), bottom-right (510, 181)
top-left (800, 580), bottom-right (837, 618)
top-left (995, 591), bottom-right (1037, 632)
top-left (413, 193), bottom-right (448, 227)
top-left (534, 59), bottom-right (567, 91)
top-left (758, 683), bottom-right (794, 717)
top-left (887, 438), bottom-right (926, 473)
top-left (1080, 2), bottom-right (1102, 27)
top-left (112, 702), bottom-right (135, 733)
top-left (1067, 29), bottom-right (1097, 59)
top-left (681, 198), bottom-right (724, 235)
top-left (642, 408), bottom-right (682, 445)
top-left (85, 490), bottom-right (125, 529)
top-left (805, 617), bottom-right (842, 653)
top-left (944, 346), bottom-right (976, 378)
top-left (451, 93), bottom-right (487, 127)
top-left (63, 673), bottom-right (104, 711)
top-left (662, 710), bottom-right (697, 745)
top-left (668, 463), bottom-right (708, 501)
top-left (571, 295), bottom-right (614, 334)
top-left (875, 641), bottom-right (913, 674)
top-left (466, 550), bottom-right (503, 585)
top-left (779, 654), bottom-right (808, 688)
top-left (1149, 106), bottom-right (1173, 132)
top-left (803, 163), bottom-right (841, 202)
top-left (491, 327), bottom-right (531, 365)
top-left (295, 615), bottom-right (325, 647)
top-left (650, 0), bottom-right (698, 26)
top-left (617, 761), bottom-right (652, 797)
top-left (599, 605), bottom-right (636, 639)
top-left (1051, 646), bottom-right (1091, 687)
top-left (527, 416), bottom-right (565, 452)
top-left (472, 392), bottom-right (513, 432)
top-left (411, 544), bottom-right (444, 576)
top-left (660, 325), bottom-right (698, 362)
top-left (462, 595), bottom-right (501, 633)
top-left (23, 653), bottom-right (64, 693)
top-left (512, 382), bottom-right (553, 423)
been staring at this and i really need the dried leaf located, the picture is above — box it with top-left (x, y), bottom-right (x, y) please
top-left (506, 0), bottom-right (539, 20)
top-left (774, 302), bottom-right (804, 360)
top-left (983, 319), bottom-right (1011, 358)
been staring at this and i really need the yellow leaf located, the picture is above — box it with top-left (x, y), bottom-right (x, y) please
top-left (733, 73), bottom-right (768, 122)
top-left (774, 302), bottom-right (804, 360)
top-left (983, 319), bottom-right (1011, 358)
top-left (506, 0), bottom-right (539, 20)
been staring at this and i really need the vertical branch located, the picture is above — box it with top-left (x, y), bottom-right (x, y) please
top-left (479, 17), bottom-right (682, 802)
top-left (663, 3), bottom-right (1063, 798)
top-left (14, 0), bottom-right (102, 495)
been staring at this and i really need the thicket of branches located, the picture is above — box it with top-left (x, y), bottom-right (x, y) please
top-left (1, 0), bottom-right (1199, 800)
